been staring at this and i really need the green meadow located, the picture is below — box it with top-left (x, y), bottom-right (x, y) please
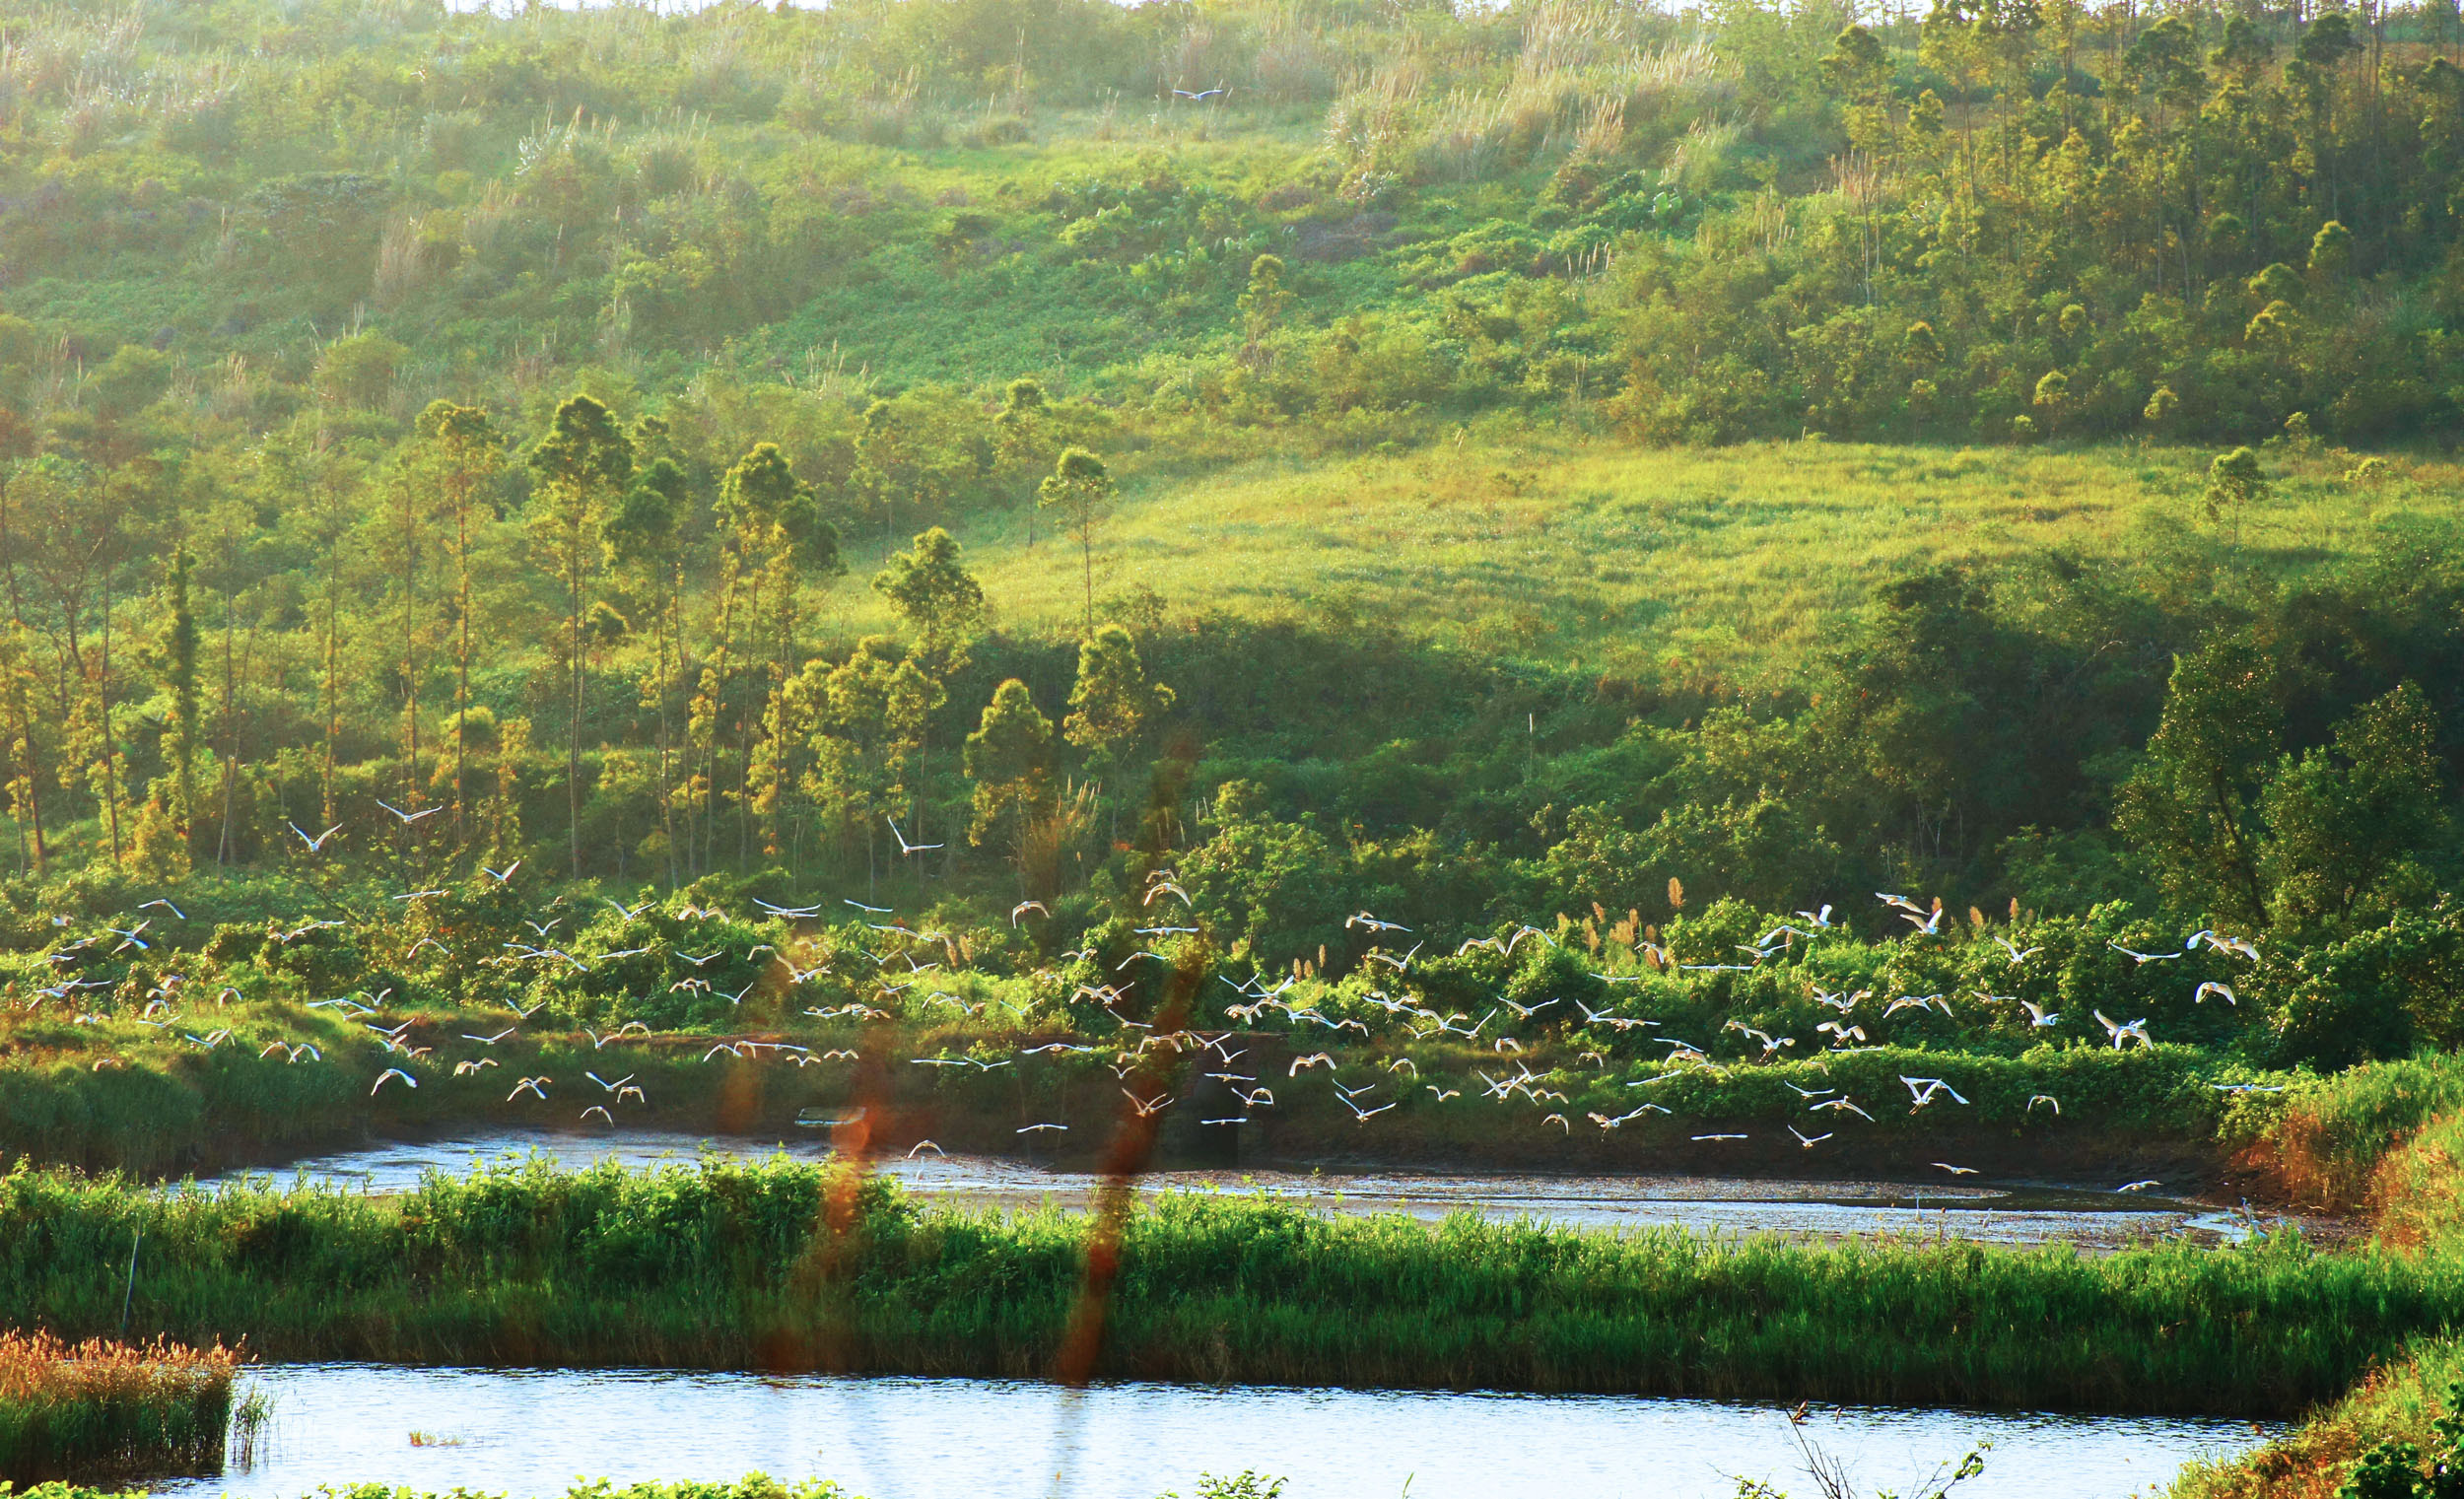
top-left (836, 440), bottom-right (2464, 682)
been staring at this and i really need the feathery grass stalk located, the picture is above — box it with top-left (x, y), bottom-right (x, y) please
top-left (0, 1330), bottom-right (240, 1480)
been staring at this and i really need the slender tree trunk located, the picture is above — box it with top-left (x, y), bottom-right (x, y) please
top-left (401, 487), bottom-right (421, 814)
top-left (0, 497), bottom-right (43, 871)
top-left (735, 568), bottom-right (763, 867)
top-left (321, 539), bottom-right (341, 829)
top-left (168, 551), bottom-right (198, 860)
top-left (455, 494), bottom-right (472, 846)
top-left (568, 532), bottom-right (583, 878)
top-left (765, 577), bottom-right (794, 859)
top-left (914, 718), bottom-right (929, 893)
top-left (658, 561), bottom-right (679, 888)
top-left (4, 733), bottom-right (21, 875)
top-left (60, 607), bottom-right (83, 735)
top-left (3, 668), bottom-right (40, 873)
top-left (97, 579), bottom-right (122, 864)
top-left (702, 554), bottom-right (739, 875)
top-left (216, 571), bottom-right (237, 865)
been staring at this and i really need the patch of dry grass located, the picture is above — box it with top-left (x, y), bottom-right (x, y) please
top-left (0, 1330), bottom-right (240, 1479)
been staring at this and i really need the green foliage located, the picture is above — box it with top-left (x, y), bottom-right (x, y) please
top-left (1063, 626), bottom-right (1174, 763)
top-left (964, 679), bottom-right (1056, 851)
top-left (1038, 448), bottom-right (1117, 637)
top-left (2329, 1380), bottom-right (2464, 1497)
top-left (2204, 447), bottom-right (2271, 531)
top-left (2261, 685), bottom-right (2448, 930)
top-left (872, 528), bottom-right (986, 674)
top-left (0, 1157), bottom-right (2454, 1418)
top-left (2121, 660), bottom-right (2448, 942)
top-left (2266, 906), bottom-right (2464, 1070)
top-left (2116, 640), bottom-right (2285, 931)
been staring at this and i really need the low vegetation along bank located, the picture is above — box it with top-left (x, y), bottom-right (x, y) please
top-left (0, 1330), bottom-right (242, 1483)
top-left (0, 1000), bottom-right (2292, 1186)
top-left (0, 886), bottom-right (2382, 1193)
top-left (2165, 1082), bottom-right (2464, 1495)
top-left (0, 1156), bottom-right (2446, 1420)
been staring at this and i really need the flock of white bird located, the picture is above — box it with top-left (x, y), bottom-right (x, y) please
top-left (17, 823), bottom-right (2283, 1200)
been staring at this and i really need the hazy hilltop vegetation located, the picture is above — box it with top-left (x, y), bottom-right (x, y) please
top-left (13, 0), bottom-right (2464, 438)
top-left (2, 0), bottom-right (2464, 1021)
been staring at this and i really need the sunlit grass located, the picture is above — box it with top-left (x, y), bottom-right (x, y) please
top-left (831, 440), bottom-right (2464, 683)
top-left (0, 1330), bottom-right (242, 1480)
top-left (0, 1157), bottom-right (2446, 1417)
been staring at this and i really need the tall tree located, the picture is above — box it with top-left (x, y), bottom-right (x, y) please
top-left (1064, 623), bottom-right (1174, 841)
top-left (1064, 625), bottom-right (1175, 762)
top-left (159, 547), bottom-right (200, 866)
top-left (873, 526), bottom-right (988, 675)
top-left (873, 525), bottom-right (986, 856)
top-left (992, 378), bottom-right (1051, 550)
top-left (381, 434), bottom-right (435, 816)
top-left (265, 437), bottom-right (371, 834)
top-left (2114, 639), bottom-right (2284, 931)
top-left (406, 400), bottom-right (504, 843)
top-left (964, 677), bottom-right (1058, 892)
top-left (0, 461), bottom-right (48, 870)
top-left (1039, 447), bottom-right (1117, 639)
top-left (195, 477), bottom-right (270, 869)
top-left (607, 447), bottom-right (694, 886)
top-left (527, 394), bottom-right (634, 876)
top-left (2203, 446), bottom-right (2270, 546)
top-left (12, 454), bottom-right (130, 862)
top-left (807, 637), bottom-right (934, 897)
top-left (2259, 682), bottom-right (2446, 929)
top-left (0, 623), bottom-right (34, 875)
top-left (710, 441), bottom-right (834, 862)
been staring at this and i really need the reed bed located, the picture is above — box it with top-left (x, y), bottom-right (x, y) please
top-left (0, 1157), bottom-right (2450, 1419)
top-left (0, 1330), bottom-right (240, 1480)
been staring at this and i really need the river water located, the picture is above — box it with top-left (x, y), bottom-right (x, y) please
top-left (157, 1364), bottom-right (2273, 1499)
top-left (207, 1126), bottom-right (2271, 1249)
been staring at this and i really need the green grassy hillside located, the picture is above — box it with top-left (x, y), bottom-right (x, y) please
top-left (840, 439), bottom-right (2464, 682)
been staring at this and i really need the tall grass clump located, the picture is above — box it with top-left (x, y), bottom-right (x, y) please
top-left (1, 1157), bottom-right (2458, 1417)
top-left (2226, 1053), bottom-right (2464, 1213)
top-left (2375, 1109), bottom-right (2464, 1257)
top-left (0, 1331), bottom-right (241, 1481)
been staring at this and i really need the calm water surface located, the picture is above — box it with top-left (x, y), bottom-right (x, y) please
top-left (209, 1126), bottom-right (2272, 1249)
top-left (159, 1365), bottom-right (2272, 1499)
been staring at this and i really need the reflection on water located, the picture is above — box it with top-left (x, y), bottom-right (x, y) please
top-left (205, 1127), bottom-right (2274, 1249)
top-left (149, 1364), bottom-right (2274, 1499)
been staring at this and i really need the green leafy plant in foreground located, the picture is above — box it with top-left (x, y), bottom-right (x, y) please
top-left (2335, 1383), bottom-right (2464, 1497)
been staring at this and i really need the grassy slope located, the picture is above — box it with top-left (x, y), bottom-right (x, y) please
top-left (2175, 1096), bottom-right (2464, 1495)
top-left (826, 440), bottom-right (2464, 682)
